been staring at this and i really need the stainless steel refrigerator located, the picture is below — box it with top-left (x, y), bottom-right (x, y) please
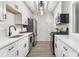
top-left (27, 18), bottom-right (37, 47)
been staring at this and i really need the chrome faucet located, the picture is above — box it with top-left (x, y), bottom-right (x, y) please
top-left (8, 25), bottom-right (16, 36)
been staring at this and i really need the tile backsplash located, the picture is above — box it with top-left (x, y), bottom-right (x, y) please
top-left (55, 24), bottom-right (69, 32)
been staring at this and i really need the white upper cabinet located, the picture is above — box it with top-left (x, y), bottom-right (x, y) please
top-left (6, 1), bottom-right (21, 14)
top-left (14, 1), bottom-right (23, 13)
top-left (22, 3), bottom-right (28, 25)
top-left (14, 2), bottom-right (31, 25)
top-left (15, 1), bottom-right (32, 25)
top-left (6, 1), bottom-right (32, 25)
top-left (61, 1), bottom-right (71, 13)
top-left (0, 1), bottom-right (6, 21)
top-left (54, 1), bottom-right (70, 17)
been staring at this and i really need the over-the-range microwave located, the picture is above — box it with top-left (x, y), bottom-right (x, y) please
top-left (56, 13), bottom-right (69, 25)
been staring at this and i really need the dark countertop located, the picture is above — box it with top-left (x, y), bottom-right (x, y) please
top-left (50, 32), bottom-right (68, 36)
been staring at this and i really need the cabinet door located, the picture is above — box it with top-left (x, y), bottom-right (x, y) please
top-left (16, 39), bottom-right (24, 57)
top-left (17, 36), bottom-right (29, 57)
top-left (6, 2), bottom-right (18, 11)
top-left (14, 1), bottom-right (23, 13)
top-left (54, 37), bottom-right (58, 56)
top-left (6, 1), bottom-right (14, 8)
top-left (26, 36), bottom-right (29, 53)
top-left (0, 47), bottom-right (8, 57)
top-left (21, 3), bottom-right (28, 25)
top-left (55, 36), bottom-right (63, 57)
top-left (16, 45), bottom-right (24, 57)
top-left (7, 42), bottom-right (17, 57)
top-left (57, 40), bottom-right (63, 57)
top-left (23, 36), bottom-right (29, 56)
top-left (0, 42), bottom-right (17, 57)
top-left (0, 1), bottom-right (5, 20)
top-left (68, 48), bottom-right (78, 57)
top-left (22, 11), bottom-right (27, 25)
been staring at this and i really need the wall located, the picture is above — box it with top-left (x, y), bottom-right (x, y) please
top-left (53, 2), bottom-right (62, 31)
top-left (0, 11), bottom-right (15, 38)
top-left (53, 2), bottom-right (70, 32)
top-left (33, 13), bottom-right (54, 41)
top-left (60, 1), bottom-right (79, 37)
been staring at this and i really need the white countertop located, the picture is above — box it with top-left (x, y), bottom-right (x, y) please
top-left (0, 32), bottom-right (33, 49)
top-left (55, 35), bottom-right (79, 53)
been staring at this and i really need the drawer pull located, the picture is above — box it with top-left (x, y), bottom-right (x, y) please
top-left (63, 54), bottom-right (66, 57)
top-left (24, 43), bottom-right (27, 48)
top-left (55, 43), bottom-right (57, 48)
top-left (63, 47), bottom-right (68, 51)
top-left (8, 46), bottom-right (14, 51)
top-left (17, 50), bottom-right (19, 56)
top-left (14, 4), bottom-right (18, 9)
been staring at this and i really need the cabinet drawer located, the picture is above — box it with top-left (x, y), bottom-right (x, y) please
top-left (0, 42), bottom-right (17, 57)
top-left (17, 37), bottom-right (26, 45)
top-left (62, 44), bottom-right (69, 52)
top-left (55, 36), bottom-right (58, 42)
top-left (68, 48), bottom-right (78, 57)
top-left (62, 42), bottom-right (78, 57)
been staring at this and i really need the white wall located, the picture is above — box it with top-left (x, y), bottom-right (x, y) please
top-left (0, 11), bottom-right (15, 39)
top-left (53, 2), bottom-right (62, 30)
top-left (33, 13), bottom-right (54, 41)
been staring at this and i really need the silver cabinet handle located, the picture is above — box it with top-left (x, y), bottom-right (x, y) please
top-left (4, 14), bottom-right (7, 19)
top-left (14, 4), bottom-right (18, 9)
top-left (24, 43), bottom-right (27, 48)
top-left (8, 46), bottom-right (14, 51)
top-left (16, 50), bottom-right (19, 56)
top-left (63, 46), bottom-right (68, 51)
top-left (63, 54), bottom-right (66, 57)
top-left (55, 43), bottom-right (57, 48)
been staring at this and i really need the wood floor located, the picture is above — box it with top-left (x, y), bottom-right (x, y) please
top-left (27, 41), bottom-right (54, 57)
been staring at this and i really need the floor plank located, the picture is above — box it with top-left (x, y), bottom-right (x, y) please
top-left (27, 41), bottom-right (54, 57)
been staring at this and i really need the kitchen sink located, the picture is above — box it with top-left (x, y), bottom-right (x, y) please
top-left (10, 34), bottom-right (23, 38)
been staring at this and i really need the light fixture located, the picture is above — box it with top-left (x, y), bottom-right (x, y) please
top-left (38, 1), bottom-right (44, 15)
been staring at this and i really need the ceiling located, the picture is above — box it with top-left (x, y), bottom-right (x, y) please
top-left (24, 1), bottom-right (59, 14)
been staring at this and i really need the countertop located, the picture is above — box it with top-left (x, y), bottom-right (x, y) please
top-left (55, 35), bottom-right (79, 53)
top-left (0, 32), bottom-right (33, 50)
top-left (50, 32), bottom-right (68, 36)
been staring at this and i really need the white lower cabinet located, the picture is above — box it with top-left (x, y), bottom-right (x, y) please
top-left (22, 37), bottom-right (28, 56)
top-left (61, 43), bottom-right (78, 57)
top-left (54, 37), bottom-right (58, 56)
top-left (57, 40), bottom-right (63, 57)
top-left (68, 47), bottom-right (78, 57)
top-left (0, 35), bottom-right (30, 57)
top-left (16, 45), bottom-right (24, 57)
top-left (55, 36), bottom-right (63, 57)
top-left (55, 36), bottom-right (78, 57)
top-left (16, 36), bottom-right (29, 57)
top-left (0, 42), bottom-right (17, 57)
